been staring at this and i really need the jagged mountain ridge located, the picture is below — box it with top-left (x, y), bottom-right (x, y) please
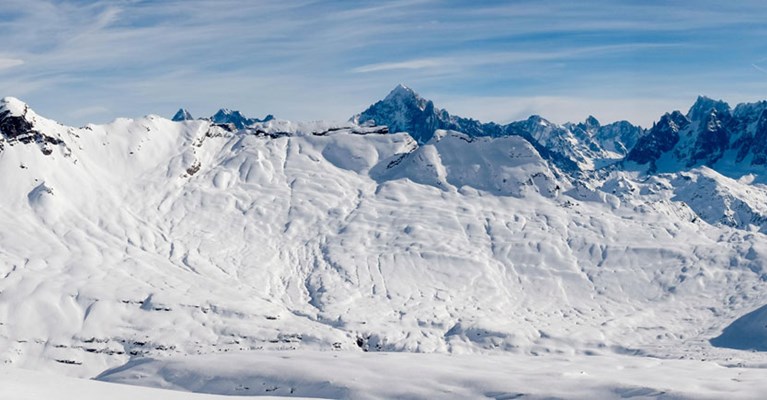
top-left (625, 95), bottom-right (767, 173)
top-left (1, 92), bottom-right (767, 383)
top-left (355, 85), bottom-right (645, 172)
top-left (357, 86), bottom-right (767, 178)
top-left (164, 86), bottom-right (767, 179)
top-left (170, 106), bottom-right (274, 128)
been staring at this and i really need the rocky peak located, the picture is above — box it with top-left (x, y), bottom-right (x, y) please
top-left (0, 97), bottom-right (66, 155)
top-left (516, 115), bottom-right (557, 139)
top-left (384, 84), bottom-right (419, 103)
top-left (626, 111), bottom-right (689, 168)
top-left (355, 85), bottom-right (444, 143)
top-left (687, 108), bottom-right (730, 167)
top-left (687, 96), bottom-right (730, 123)
top-left (212, 108), bottom-right (248, 127)
top-left (0, 97), bottom-right (34, 140)
top-left (587, 119), bottom-right (645, 157)
top-left (583, 115), bottom-right (600, 130)
top-left (210, 109), bottom-right (273, 129)
top-left (379, 84), bottom-right (430, 115)
top-left (662, 110), bottom-right (691, 131)
top-left (172, 108), bottom-right (194, 122)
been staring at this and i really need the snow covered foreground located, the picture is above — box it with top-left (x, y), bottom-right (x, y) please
top-left (95, 351), bottom-right (767, 399)
top-left (4, 351), bottom-right (767, 399)
top-left (0, 366), bottom-right (308, 400)
top-left (1, 95), bottom-right (767, 398)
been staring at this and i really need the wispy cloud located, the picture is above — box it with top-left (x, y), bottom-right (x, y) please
top-left (68, 105), bottom-right (112, 120)
top-left (352, 59), bottom-right (446, 73)
top-left (0, 58), bottom-right (23, 70)
top-left (753, 63), bottom-right (767, 75)
top-left (352, 44), bottom-right (683, 74)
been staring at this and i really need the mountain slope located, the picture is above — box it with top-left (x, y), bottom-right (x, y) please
top-left (1, 96), bottom-right (767, 383)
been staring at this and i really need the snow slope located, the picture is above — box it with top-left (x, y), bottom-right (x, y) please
top-left (96, 351), bottom-right (767, 399)
top-left (0, 366), bottom-right (316, 400)
top-left (1, 95), bottom-right (767, 396)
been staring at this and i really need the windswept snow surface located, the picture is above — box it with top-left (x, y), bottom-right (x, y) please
top-left (1, 97), bottom-right (767, 397)
top-left (0, 366), bottom-right (316, 400)
top-left (95, 351), bottom-right (767, 400)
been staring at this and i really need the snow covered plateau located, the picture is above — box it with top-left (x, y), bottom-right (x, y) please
top-left (1, 86), bottom-right (767, 398)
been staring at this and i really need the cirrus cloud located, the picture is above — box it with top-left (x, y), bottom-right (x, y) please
top-left (0, 58), bottom-right (24, 70)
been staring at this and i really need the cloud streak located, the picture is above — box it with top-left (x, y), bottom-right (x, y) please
top-left (352, 59), bottom-right (446, 73)
top-left (753, 64), bottom-right (767, 75)
top-left (0, 58), bottom-right (24, 70)
top-left (352, 44), bottom-right (684, 74)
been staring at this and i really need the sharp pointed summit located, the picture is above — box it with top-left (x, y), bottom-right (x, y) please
top-left (172, 108), bottom-right (194, 122)
top-left (384, 84), bottom-right (419, 102)
top-left (355, 84), bottom-right (492, 144)
top-left (584, 115), bottom-right (600, 128)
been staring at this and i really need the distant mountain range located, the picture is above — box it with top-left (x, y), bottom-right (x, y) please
top-left (172, 107), bottom-right (274, 129)
top-left (354, 85), bottom-right (767, 176)
top-left (161, 84), bottom-right (767, 177)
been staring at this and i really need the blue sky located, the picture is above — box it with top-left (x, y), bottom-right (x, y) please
top-left (1, 0), bottom-right (766, 127)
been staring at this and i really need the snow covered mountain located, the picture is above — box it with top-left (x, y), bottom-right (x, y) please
top-left (171, 108), bottom-right (194, 122)
top-left (627, 96), bottom-right (767, 174)
top-left (356, 85), bottom-right (644, 172)
top-left (171, 106), bottom-right (275, 128)
top-left (210, 108), bottom-right (274, 129)
top-left (354, 84), bottom-right (494, 144)
top-left (506, 115), bottom-right (643, 170)
top-left (2, 91), bottom-right (767, 397)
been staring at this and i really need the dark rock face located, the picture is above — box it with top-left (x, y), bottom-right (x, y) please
top-left (625, 95), bottom-right (767, 171)
top-left (683, 97), bottom-right (732, 167)
top-left (0, 108), bottom-right (34, 140)
top-left (0, 103), bottom-right (65, 155)
top-left (731, 102), bottom-right (767, 165)
top-left (172, 108), bottom-right (194, 122)
top-left (210, 109), bottom-right (274, 129)
top-left (749, 110), bottom-right (767, 165)
top-left (626, 111), bottom-right (688, 168)
top-left (687, 109), bottom-right (730, 167)
top-left (356, 84), bottom-right (495, 144)
top-left (687, 96), bottom-right (730, 124)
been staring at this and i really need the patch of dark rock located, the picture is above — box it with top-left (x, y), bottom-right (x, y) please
top-left (55, 359), bottom-right (82, 365)
top-left (186, 161), bottom-right (201, 176)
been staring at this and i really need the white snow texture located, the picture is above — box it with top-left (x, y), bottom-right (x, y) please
top-left (1, 95), bottom-right (767, 399)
